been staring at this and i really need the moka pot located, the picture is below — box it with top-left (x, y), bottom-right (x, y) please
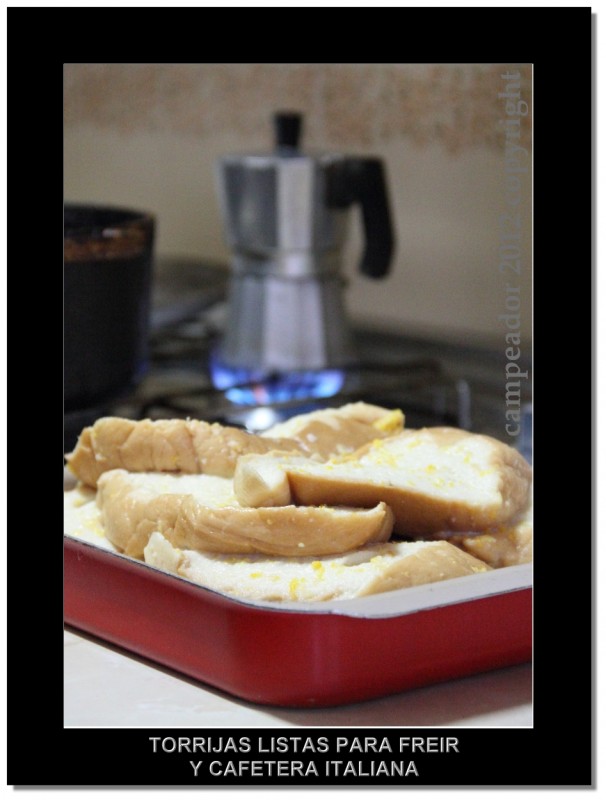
top-left (213, 112), bottom-right (395, 398)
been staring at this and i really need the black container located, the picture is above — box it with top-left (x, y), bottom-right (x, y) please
top-left (64, 204), bottom-right (155, 415)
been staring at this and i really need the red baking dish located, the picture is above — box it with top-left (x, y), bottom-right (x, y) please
top-left (64, 533), bottom-right (532, 708)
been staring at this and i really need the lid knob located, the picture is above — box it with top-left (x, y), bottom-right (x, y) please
top-left (273, 111), bottom-right (302, 151)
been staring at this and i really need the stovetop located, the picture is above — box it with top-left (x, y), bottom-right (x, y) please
top-left (64, 290), bottom-right (532, 465)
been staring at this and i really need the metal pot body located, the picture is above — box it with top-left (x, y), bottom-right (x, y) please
top-left (64, 204), bottom-right (154, 413)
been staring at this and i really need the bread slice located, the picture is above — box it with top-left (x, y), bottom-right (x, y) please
top-left (262, 402), bottom-right (405, 459)
top-left (448, 501), bottom-right (533, 568)
top-left (66, 403), bottom-right (403, 488)
top-left (143, 531), bottom-right (491, 602)
top-left (66, 416), bottom-right (305, 488)
top-left (264, 401), bottom-right (402, 435)
top-left (96, 469), bottom-right (394, 559)
top-left (234, 427), bottom-right (532, 537)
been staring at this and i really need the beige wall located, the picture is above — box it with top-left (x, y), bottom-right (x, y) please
top-left (64, 63), bottom-right (532, 346)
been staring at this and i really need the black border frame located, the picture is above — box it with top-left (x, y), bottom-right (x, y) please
top-left (6, 4), bottom-right (593, 788)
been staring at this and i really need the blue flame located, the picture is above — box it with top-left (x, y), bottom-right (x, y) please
top-left (210, 356), bottom-right (345, 406)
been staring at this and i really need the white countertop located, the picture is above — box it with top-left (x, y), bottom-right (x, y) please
top-left (64, 628), bottom-right (532, 728)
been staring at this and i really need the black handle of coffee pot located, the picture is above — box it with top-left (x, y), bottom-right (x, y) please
top-left (327, 157), bottom-right (395, 279)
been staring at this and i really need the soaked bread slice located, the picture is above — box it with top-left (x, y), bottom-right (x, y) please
top-left (66, 417), bottom-right (304, 488)
top-left (447, 501), bottom-right (533, 568)
top-left (66, 403), bottom-right (403, 488)
top-left (262, 402), bottom-right (405, 459)
top-left (234, 427), bottom-right (532, 537)
top-left (143, 531), bottom-right (491, 602)
top-left (96, 469), bottom-right (394, 559)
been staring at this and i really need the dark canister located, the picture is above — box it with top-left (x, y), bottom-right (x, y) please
top-left (64, 204), bottom-right (155, 413)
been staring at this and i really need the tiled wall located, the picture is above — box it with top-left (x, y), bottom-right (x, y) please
top-left (64, 63), bottom-right (532, 344)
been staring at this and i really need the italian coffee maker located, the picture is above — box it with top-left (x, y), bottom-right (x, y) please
top-left (212, 111), bottom-right (395, 401)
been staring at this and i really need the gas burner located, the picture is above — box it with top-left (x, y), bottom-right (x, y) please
top-left (209, 357), bottom-right (345, 406)
top-left (130, 352), bottom-right (471, 434)
top-left (71, 297), bottom-right (530, 456)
